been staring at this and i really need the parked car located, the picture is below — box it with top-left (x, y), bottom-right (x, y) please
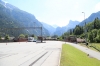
top-left (28, 37), bottom-right (34, 42)
top-left (33, 39), bottom-right (37, 42)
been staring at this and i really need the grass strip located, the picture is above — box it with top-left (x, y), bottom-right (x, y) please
top-left (80, 43), bottom-right (100, 52)
top-left (60, 44), bottom-right (100, 66)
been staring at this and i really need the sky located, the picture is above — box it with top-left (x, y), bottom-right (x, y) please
top-left (3, 0), bottom-right (100, 27)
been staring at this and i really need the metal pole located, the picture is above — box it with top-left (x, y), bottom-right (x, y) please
top-left (82, 12), bottom-right (87, 44)
top-left (41, 26), bottom-right (42, 42)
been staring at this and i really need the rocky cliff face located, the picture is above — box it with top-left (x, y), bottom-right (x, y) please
top-left (0, 0), bottom-right (50, 37)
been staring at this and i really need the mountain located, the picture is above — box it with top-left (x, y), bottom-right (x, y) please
top-left (54, 11), bottom-right (100, 36)
top-left (66, 20), bottom-right (80, 28)
top-left (79, 11), bottom-right (100, 26)
top-left (52, 24), bottom-right (58, 28)
top-left (53, 27), bottom-right (64, 36)
top-left (54, 20), bottom-right (80, 36)
top-left (0, 0), bottom-right (50, 37)
top-left (41, 22), bottom-right (56, 35)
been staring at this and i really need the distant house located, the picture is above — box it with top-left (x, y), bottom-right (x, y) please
top-left (65, 36), bottom-right (77, 43)
top-left (77, 38), bottom-right (85, 43)
top-left (0, 37), bottom-right (14, 42)
top-left (13, 37), bottom-right (27, 42)
top-left (37, 36), bottom-right (43, 40)
top-left (44, 37), bottom-right (57, 40)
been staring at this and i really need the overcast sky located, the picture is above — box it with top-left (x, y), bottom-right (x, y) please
top-left (3, 0), bottom-right (100, 27)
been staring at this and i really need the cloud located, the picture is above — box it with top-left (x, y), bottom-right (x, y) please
top-left (94, 2), bottom-right (100, 12)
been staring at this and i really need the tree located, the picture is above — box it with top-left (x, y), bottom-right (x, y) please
top-left (88, 32), bottom-right (93, 42)
top-left (34, 35), bottom-right (37, 39)
top-left (80, 33), bottom-right (85, 39)
top-left (86, 22), bottom-right (94, 32)
top-left (25, 34), bottom-right (28, 38)
top-left (74, 25), bottom-right (83, 35)
top-left (95, 29), bottom-right (100, 42)
top-left (19, 34), bottom-right (25, 38)
top-left (80, 26), bottom-right (84, 34)
top-left (61, 32), bottom-right (70, 39)
top-left (94, 17), bottom-right (100, 29)
top-left (88, 29), bottom-right (98, 42)
top-left (31, 34), bottom-right (34, 37)
top-left (5, 34), bottom-right (10, 40)
top-left (92, 29), bottom-right (97, 42)
top-left (70, 29), bottom-right (73, 35)
top-left (0, 35), bottom-right (2, 40)
top-left (94, 18), bottom-right (96, 29)
top-left (61, 17), bottom-right (100, 43)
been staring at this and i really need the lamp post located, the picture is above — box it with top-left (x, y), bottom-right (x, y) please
top-left (82, 12), bottom-right (87, 44)
top-left (39, 24), bottom-right (43, 42)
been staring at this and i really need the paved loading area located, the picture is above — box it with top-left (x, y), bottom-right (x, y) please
top-left (0, 41), bottom-right (63, 66)
top-left (1, 41), bottom-right (100, 66)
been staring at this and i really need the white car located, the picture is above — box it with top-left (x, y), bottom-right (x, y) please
top-left (28, 37), bottom-right (34, 42)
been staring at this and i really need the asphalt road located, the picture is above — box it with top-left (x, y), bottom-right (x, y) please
top-left (1, 41), bottom-right (100, 66)
top-left (66, 42), bottom-right (100, 60)
top-left (0, 41), bottom-right (63, 66)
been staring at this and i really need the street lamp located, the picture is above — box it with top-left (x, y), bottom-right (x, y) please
top-left (82, 12), bottom-right (87, 44)
top-left (40, 24), bottom-right (43, 42)
top-left (82, 12), bottom-right (85, 20)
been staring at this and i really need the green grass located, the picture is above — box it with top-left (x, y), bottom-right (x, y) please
top-left (90, 43), bottom-right (100, 51)
top-left (60, 44), bottom-right (100, 66)
top-left (80, 43), bottom-right (100, 52)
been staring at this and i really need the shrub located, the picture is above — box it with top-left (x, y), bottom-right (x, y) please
top-left (19, 34), bottom-right (25, 38)
top-left (5, 35), bottom-right (10, 40)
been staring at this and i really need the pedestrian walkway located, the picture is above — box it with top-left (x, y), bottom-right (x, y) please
top-left (66, 42), bottom-right (100, 60)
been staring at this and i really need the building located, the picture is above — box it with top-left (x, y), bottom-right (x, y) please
top-left (65, 36), bottom-right (77, 43)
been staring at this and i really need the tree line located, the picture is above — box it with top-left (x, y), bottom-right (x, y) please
top-left (61, 17), bottom-right (100, 43)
